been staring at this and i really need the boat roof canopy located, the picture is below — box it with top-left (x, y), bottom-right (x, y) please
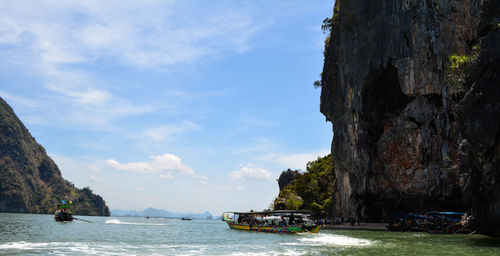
top-left (225, 210), bottom-right (313, 215)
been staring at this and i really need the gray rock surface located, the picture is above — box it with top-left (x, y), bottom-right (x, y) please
top-left (320, 0), bottom-right (499, 235)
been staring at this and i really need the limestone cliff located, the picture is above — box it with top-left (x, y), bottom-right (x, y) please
top-left (320, 0), bottom-right (499, 235)
top-left (277, 169), bottom-right (302, 191)
top-left (0, 97), bottom-right (110, 216)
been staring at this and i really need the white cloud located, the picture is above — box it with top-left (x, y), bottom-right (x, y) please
top-left (107, 153), bottom-right (195, 176)
top-left (34, 67), bottom-right (155, 129)
top-left (0, 91), bottom-right (43, 110)
top-left (0, 1), bottom-right (263, 130)
top-left (80, 23), bottom-right (133, 49)
top-left (48, 153), bottom-right (108, 189)
top-left (229, 164), bottom-right (272, 181)
top-left (88, 164), bottom-right (101, 173)
top-left (144, 121), bottom-right (201, 142)
top-left (217, 186), bottom-right (244, 191)
top-left (90, 175), bottom-right (102, 182)
top-left (44, 83), bottom-right (111, 105)
top-left (195, 174), bottom-right (208, 185)
top-left (0, 1), bottom-right (262, 69)
top-left (159, 174), bottom-right (174, 180)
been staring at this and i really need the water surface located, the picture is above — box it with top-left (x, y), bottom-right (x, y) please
top-left (1, 213), bottom-right (499, 255)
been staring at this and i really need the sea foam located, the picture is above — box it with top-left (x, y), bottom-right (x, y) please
top-left (0, 241), bottom-right (129, 255)
top-left (282, 233), bottom-right (374, 247)
top-left (105, 219), bottom-right (168, 226)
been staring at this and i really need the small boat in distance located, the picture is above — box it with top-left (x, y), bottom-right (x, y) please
top-left (54, 200), bottom-right (73, 222)
top-left (222, 210), bottom-right (320, 234)
top-left (181, 217), bottom-right (193, 221)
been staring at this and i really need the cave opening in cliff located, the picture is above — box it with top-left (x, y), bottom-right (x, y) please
top-left (362, 65), bottom-right (411, 145)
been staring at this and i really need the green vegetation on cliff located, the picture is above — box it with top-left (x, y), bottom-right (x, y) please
top-left (276, 154), bottom-right (335, 216)
top-left (0, 97), bottom-right (109, 216)
top-left (445, 46), bottom-right (480, 93)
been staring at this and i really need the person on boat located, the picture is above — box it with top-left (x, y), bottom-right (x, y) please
top-left (279, 216), bottom-right (286, 226)
top-left (265, 219), bottom-right (271, 226)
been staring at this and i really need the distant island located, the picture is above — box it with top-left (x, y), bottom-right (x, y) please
top-left (0, 97), bottom-right (110, 216)
top-left (111, 207), bottom-right (213, 219)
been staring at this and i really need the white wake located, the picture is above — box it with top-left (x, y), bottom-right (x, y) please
top-left (105, 219), bottom-right (168, 226)
top-left (282, 233), bottom-right (374, 247)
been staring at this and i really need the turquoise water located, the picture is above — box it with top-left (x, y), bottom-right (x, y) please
top-left (1, 213), bottom-right (499, 255)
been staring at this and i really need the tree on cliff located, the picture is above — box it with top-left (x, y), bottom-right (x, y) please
top-left (276, 154), bottom-right (335, 216)
top-left (277, 169), bottom-right (302, 191)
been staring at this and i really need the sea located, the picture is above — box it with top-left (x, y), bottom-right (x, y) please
top-left (1, 213), bottom-right (499, 255)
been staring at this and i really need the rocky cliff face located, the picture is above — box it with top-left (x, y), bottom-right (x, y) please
top-left (277, 169), bottom-right (302, 191)
top-left (320, 0), bottom-right (499, 235)
top-left (0, 97), bottom-right (110, 216)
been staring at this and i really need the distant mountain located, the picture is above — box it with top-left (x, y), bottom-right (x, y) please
top-left (111, 207), bottom-right (213, 219)
top-left (0, 97), bottom-right (110, 216)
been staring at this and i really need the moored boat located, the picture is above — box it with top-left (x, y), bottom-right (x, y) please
top-left (424, 211), bottom-right (469, 234)
top-left (385, 211), bottom-right (471, 234)
top-left (222, 210), bottom-right (320, 234)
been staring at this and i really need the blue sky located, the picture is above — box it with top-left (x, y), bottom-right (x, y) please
top-left (0, 0), bottom-right (333, 215)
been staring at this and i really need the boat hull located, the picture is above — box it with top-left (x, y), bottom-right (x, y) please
top-left (225, 221), bottom-right (319, 234)
top-left (54, 211), bottom-right (73, 222)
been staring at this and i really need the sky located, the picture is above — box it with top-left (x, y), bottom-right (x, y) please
top-left (0, 0), bottom-right (334, 215)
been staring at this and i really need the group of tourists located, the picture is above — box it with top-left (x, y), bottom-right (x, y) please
top-left (237, 215), bottom-right (303, 227)
top-left (314, 216), bottom-right (360, 226)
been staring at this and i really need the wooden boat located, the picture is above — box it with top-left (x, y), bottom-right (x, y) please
top-left (222, 210), bottom-right (320, 234)
top-left (54, 200), bottom-right (73, 222)
top-left (386, 211), bottom-right (471, 234)
top-left (54, 210), bottom-right (73, 222)
top-left (424, 211), bottom-right (470, 234)
top-left (181, 217), bottom-right (193, 221)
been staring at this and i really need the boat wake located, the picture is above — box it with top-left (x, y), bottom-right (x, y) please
top-left (0, 241), bottom-right (174, 254)
top-left (282, 233), bottom-right (374, 247)
top-left (105, 219), bottom-right (168, 226)
top-left (0, 241), bottom-right (104, 254)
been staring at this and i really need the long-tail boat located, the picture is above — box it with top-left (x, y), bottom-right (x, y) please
top-left (385, 211), bottom-right (471, 234)
top-left (54, 200), bottom-right (73, 222)
top-left (424, 211), bottom-right (469, 234)
top-left (222, 210), bottom-right (320, 234)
